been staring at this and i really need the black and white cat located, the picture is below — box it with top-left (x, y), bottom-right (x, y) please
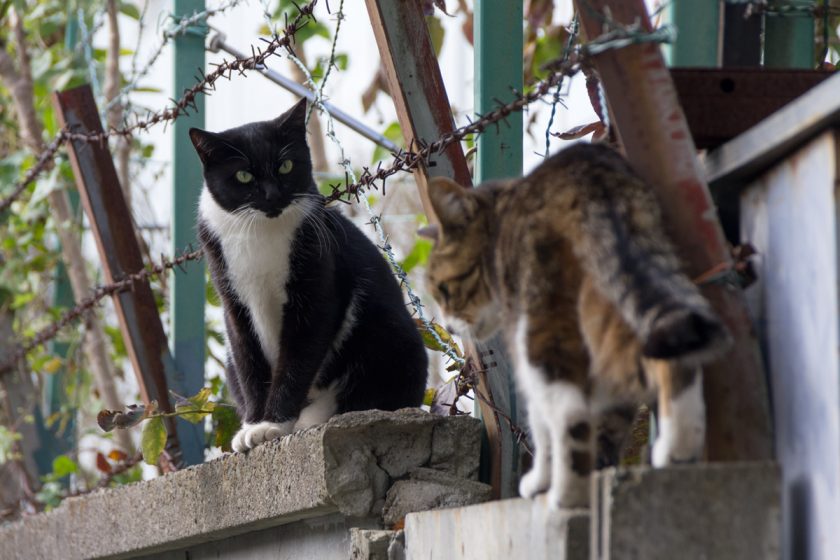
top-left (189, 99), bottom-right (428, 452)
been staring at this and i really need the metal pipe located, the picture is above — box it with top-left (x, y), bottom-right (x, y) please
top-left (207, 30), bottom-right (401, 154)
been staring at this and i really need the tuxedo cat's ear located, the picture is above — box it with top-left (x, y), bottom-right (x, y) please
top-left (427, 177), bottom-right (477, 228)
top-left (189, 128), bottom-right (223, 165)
top-left (274, 98), bottom-right (308, 131)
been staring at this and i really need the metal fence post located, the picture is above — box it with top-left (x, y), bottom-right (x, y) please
top-left (170, 0), bottom-right (207, 466)
top-left (473, 0), bottom-right (524, 498)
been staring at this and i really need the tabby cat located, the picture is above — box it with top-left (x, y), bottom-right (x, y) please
top-left (423, 143), bottom-right (730, 507)
top-left (190, 99), bottom-right (428, 453)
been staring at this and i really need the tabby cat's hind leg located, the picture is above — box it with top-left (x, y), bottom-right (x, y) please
top-left (544, 386), bottom-right (594, 509)
top-left (519, 411), bottom-right (551, 498)
top-left (650, 361), bottom-right (705, 467)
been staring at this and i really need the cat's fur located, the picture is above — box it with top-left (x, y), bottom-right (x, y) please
top-left (424, 143), bottom-right (731, 508)
top-left (190, 100), bottom-right (428, 452)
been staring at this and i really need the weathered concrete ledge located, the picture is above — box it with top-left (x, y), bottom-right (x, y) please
top-left (0, 409), bottom-right (482, 560)
top-left (405, 496), bottom-right (590, 560)
top-left (593, 462), bottom-right (781, 560)
top-left (404, 462), bottom-right (781, 560)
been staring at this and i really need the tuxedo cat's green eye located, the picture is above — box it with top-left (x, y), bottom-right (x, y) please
top-left (278, 160), bottom-right (294, 175)
top-left (235, 170), bottom-right (254, 184)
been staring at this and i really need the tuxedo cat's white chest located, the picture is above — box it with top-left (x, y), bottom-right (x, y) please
top-left (200, 190), bottom-right (310, 365)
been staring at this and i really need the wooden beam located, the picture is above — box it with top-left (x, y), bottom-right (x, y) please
top-left (52, 85), bottom-right (198, 466)
top-left (365, 0), bottom-right (519, 498)
top-left (573, 0), bottom-right (774, 461)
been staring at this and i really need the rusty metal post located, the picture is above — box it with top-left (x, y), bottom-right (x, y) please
top-left (52, 85), bottom-right (201, 466)
top-left (573, 0), bottom-right (774, 461)
top-left (365, 0), bottom-right (520, 497)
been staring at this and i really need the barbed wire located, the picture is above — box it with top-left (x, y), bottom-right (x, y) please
top-left (286, 0), bottom-right (465, 366)
top-left (105, 0), bottom-right (248, 113)
top-left (0, 0), bottom-right (318, 214)
top-left (542, 14), bottom-right (580, 159)
top-left (0, 248), bottom-right (204, 376)
top-left (1, 4), bottom-right (675, 374)
top-left (323, 59), bottom-right (579, 204)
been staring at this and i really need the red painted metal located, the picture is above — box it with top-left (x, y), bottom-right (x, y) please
top-left (365, 0), bottom-right (520, 497)
top-left (574, 0), bottom-right (774, 461)
top-left (53, 85), bottom-right (183, 464)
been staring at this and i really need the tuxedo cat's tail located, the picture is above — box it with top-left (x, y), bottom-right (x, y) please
top-left (559, 144), bottom-right (731, 365)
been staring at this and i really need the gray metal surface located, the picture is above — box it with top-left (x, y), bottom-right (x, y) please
top-left (208, 30), bottom-right (400, 154)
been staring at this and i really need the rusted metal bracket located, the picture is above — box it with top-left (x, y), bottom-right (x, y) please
top-left (365, 0), bottom-right (519, 497)
top-left (52, 85), bottom-right (190, 466)
top-left (574, 0), bottom-right (774, 461)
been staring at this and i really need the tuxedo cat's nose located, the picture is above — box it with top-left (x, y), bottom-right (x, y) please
top-left (264, 186), bottom-right (283, 204)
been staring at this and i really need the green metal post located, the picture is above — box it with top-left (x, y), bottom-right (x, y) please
top-left (666, 0), bottom-right (721, 66)
top-left (764, 3), bottom-right (815, 68)
top-left (475, 1), bottom-right (523, 183)
top-left (474, 0), bottom-right (523, 498)
top-left (170, 0), bottom-right (207, 465)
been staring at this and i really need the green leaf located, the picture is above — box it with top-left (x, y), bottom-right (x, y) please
top-left (423, 387), bottom-right (436, 407)
top-left (415, 319), bottom-right (462, 357)
top-left (425, 16), bottom-right (445, 56)
top-left (212, 406), bottom-right (240, 452)
top-left (400, 238), bottom-right (432, 274)
top-left (175, 387), bottom-right (215, 423)
top-left (118, 1), bottom-right (141, 20)
top-left (371, 121), bottom-right (404, 164)
top-left (51, 455), bottom-right (77, 479)
top-left (206, 278), bottom-right (221, 307)
top-left (141, 416), bottom-right (167, 466)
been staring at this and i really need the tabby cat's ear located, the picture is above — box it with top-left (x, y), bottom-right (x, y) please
top-left (427, 177), bottom-right (476, 228)
top-left (189, 128), bottom-right (224, 165)
top-left (274, 98), bottom-right (308, 131)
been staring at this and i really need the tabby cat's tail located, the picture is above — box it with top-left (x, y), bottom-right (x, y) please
top-left (560, 144), bottom-right (731, 365)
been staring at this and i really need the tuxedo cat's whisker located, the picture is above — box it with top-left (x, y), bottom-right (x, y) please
top-left (192, 100), bottom-right (427, 454)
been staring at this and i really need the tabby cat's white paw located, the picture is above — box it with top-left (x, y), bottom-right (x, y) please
top-left (519, 468), bottom-right (551, 499)
top-left (651, 415), bottom-right (704, 467)
top-left (232, 420), bottom-right (295, 452)
top-left (546, 476), bottom-right (589, 510)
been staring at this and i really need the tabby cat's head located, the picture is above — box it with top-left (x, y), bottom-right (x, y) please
top-left (189, 99), bottom-right (314, 218)
top-left (424, 177), bottom-right (501, 340)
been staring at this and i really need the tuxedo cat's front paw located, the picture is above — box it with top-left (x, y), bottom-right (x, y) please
top-left (232, 421), bottom-right (295, 452)
top-left (519, 467), bottom-right (551, 499)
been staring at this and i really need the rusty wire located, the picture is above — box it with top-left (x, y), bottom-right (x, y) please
top-left (1, 11), bottom-right (677, 377)
top-left (65, 0), bottom-right (319, 144)
top-left (0, 0), bottom-right (318, 214)
top-left (323, 56), bottom-right (581, 203)
top-left (0, 248), bottom-right (203, 376)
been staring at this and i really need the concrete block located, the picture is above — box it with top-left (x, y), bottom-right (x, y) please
top-left (350, 529), bottom-right (405, 560)
top-left (0, 410), bottom-right (481, 560)
top-left (404, 497), bottom-right (589, 560)
top-left (593, 462), bottom-right (781, 560)
top-left (382, 468), bottom-right (492, 525)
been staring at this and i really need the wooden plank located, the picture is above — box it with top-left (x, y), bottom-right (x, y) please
top-left (365, 0), bottom-right (519, 498)
top-left (52, 85), bottom-right (193, 466)
top-left (739, 131), bottom-right (840, 559)
top-left (706, 71), bottom-right (840, 191)
top-left (672, 68), bottom-right (830, 149)
top-left (573, 0), bottom-right (774, 461)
